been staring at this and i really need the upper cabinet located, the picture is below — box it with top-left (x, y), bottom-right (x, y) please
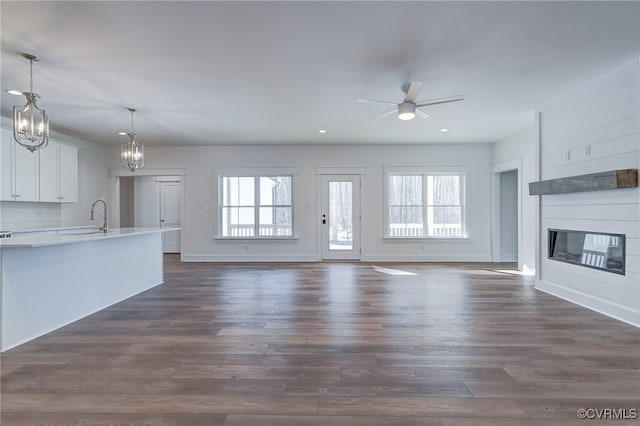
top-left (1, 129), bottom-right (40, 202)
top-left (39, 140), bottom-right (78, 203)
top-left (1, 128), bottom-right (78, 203)
top-left (58, 144), bottom-right (78, 202)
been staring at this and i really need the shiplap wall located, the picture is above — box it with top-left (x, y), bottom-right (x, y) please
top-left (536, 60), bottom-right (639, 326)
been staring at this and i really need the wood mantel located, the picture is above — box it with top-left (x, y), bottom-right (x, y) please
top-left (529, 169), bottom-right (638, 195)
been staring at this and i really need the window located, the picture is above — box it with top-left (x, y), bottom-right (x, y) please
top-left (426, 175), bottom-right (463, 237)
top-left (388, 175), bottom-right (424, 237)
top-left (386, 173), bottom-right (465, 238)
top-left (220, 176), bottom-right (293, 238)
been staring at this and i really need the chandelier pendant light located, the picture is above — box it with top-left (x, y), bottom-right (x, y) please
top-left (13, 53), bottom-right (49, 152)
top-left (120, 108), bottom-right (144, 172)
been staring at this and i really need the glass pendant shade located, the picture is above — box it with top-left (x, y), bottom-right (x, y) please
top-left (120, 108), bottom-right (144, 172)
top-left (12, 54), bottom-right (49, 152)
top-left (121, 135), bottom-right (144, 172)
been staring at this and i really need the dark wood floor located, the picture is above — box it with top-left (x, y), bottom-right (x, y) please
top-left (2, 255), bottom-right (639, 425)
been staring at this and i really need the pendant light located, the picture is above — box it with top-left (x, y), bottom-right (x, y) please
top-left (12, 53), bottom-right (49, 152)
top-left (120, 107), bottom-right (144, 172)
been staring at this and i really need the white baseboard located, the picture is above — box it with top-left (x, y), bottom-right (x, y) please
top-left (361, 254), bottom-right (492, 262)
top-left (536, 279), bottom-right (640, 327)
top-left (182, 253), bottom-right (493, 263)
top-left (181, 254), bottom-right (319, 262)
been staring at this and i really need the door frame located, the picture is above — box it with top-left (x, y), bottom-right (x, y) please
top-left (110, 168), bottom-right (185, 260)
top-left (491, 159), bottom-right (522, 268)
top-left (158, 177), bottom-right (182, 253)
top-left (317, 169), bottom-right (364, 260)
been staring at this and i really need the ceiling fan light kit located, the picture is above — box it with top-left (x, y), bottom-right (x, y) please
top-left (398, 102), bottom-right (416, 120)
top-left (358, 80), bottom-right (464, 121)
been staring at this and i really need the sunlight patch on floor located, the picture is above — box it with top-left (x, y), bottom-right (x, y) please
top-left (495, 269), bottom-right (534, 276)
top-left (465, 268), bottom-right (534, 276)
top-left (372, 265), bottom-right (417, 276)
top-left (466, 269), bottom-right (513, 276)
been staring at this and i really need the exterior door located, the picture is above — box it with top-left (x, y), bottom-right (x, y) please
top-left (159, 181), bottom-right (181, 253)
top-left (321, 175), bottom-right (361, 260)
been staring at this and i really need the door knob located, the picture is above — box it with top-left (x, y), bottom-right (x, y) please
top-left (160, 219), bottom-right (165, 223)
top-left (322, 214), bottom-right (326, 224)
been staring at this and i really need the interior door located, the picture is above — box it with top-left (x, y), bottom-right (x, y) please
top-left (159, 181), bottom-right (181, 253)
top-left (321, 175), bottom-right (361, 260)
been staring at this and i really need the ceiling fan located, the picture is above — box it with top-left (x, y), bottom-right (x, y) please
top-left (358, 81), bottom-right (464, 120)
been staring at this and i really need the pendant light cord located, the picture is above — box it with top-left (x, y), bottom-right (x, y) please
top-left (129, 108), bottom-right (137, 136)
top-left (29, 59), bottom-right (34, 93)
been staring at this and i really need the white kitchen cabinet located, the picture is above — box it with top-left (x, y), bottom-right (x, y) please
top-left (0, 129), bottom-right (39, 202)
top-left (1, 131), bottom-right (12, 200)
top-left (39, 140), bottom-right (78, 203)
top-left (58, 144), bottom-right (78, 202)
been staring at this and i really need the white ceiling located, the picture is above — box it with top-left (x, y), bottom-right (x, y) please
top-left (1, 1), bottom-right (638, 147)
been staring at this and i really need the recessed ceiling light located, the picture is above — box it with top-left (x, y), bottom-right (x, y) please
top-left (319, 129), bottom-right (327, 134)
top-left (6, 89), bottom-right (22, 95)
top-left (440, 128), bottom-right (449, 132)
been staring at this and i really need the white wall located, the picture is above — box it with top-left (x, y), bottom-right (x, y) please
top-left (112, 143), bottom-right (493, 262)
top-left (500, 169), bottom-right (518, 261)
top-left (0, 201), bottom-right (61, 231)
top-left (0, 119), bottom-right (112, 231)
top-left (535, 59), bottom-right (640, 326)
top-left (492, 129), bottom-right (537, 273)
top-left (59, 131), bottom-right (112, 228)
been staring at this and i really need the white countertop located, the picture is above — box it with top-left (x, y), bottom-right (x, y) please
top-left (9, 225), bottom-right (99, 235)
top-left (0, 227), bottom-right (180, 248)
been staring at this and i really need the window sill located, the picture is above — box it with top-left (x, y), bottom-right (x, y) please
top-left (215, 236), bottom-right (299, 242)
top-left (383, 237), bottom-right (470, 243)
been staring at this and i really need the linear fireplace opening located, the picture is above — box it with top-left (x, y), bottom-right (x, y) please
top-left (548, 229), bottom-right (625, 275)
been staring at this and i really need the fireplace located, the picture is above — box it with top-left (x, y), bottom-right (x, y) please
top-left (548, 229), bottom-right (625, 275)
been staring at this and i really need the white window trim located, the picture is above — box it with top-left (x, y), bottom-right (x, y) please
top-left (214, 236), bottom-right (299, 242)
top-left (216, 172), bottom-right (296, 240)
top-left (215, 167), bottom-right (301, 177)
top-left (383, 168), bottom-right (469, 239)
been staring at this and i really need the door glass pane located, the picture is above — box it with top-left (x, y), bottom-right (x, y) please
top-left (329, 181), bottom-right (352, 250)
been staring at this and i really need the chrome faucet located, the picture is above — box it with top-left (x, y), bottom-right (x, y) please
top-left (90, 199), bottom-right (109, 233)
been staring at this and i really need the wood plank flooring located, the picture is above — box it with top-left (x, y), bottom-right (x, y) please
top-left (2, 255), bottom-right (639, 425)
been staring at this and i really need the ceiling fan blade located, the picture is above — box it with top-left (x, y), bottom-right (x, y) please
top-left (415, 108), bottom-right (430, 119)
top-left (404, 81), bottom-right (423, 103)
top-left (416, 95), bottom-right (464, 108)
top-left (371, 108), bottom-right (398, 119)
top-left (357, 98), bottom-right (398, 106)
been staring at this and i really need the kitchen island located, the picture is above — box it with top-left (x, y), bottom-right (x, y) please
top-left (0, 227), bottom-right (179, 351)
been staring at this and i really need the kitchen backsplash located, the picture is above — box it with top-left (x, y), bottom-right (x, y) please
top-left (0, 201), bottom-right (62, 231)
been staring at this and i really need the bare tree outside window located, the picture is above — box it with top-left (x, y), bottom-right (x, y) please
top-left (387, 173), bottom-right (464, 238)
top-left (221, 176), bottom-right (293, 237)
top-left (328, 181), bottom-right (353, 249)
